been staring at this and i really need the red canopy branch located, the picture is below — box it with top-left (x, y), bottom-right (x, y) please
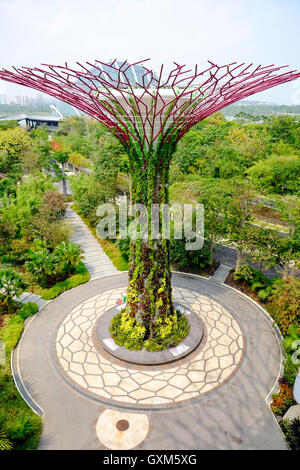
top-left (0, 59), bottom-right (299, 148)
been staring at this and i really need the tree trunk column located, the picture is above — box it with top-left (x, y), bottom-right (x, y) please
top-left (126, 147), bottom-right (175, 337)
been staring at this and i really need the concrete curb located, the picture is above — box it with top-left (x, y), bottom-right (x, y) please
top-left (11, 314), bottom-right (45, 417)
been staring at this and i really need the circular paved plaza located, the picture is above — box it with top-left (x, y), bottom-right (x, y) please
top-left (15, 273), bottom-right (287, 450)
top-left (55, 286), bottom-right (245, 408)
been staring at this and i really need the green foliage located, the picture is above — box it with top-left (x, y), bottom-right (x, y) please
top-left (170, 238), bottom-right (212, 268)
top-left (70, 172), bottom-right (117, 225)
top-left (18, 302), bottom-right (39, 320)
top-left (6, 414), bottom-right (35, 442)
top-left (0, 430), bottom-right (13, 450)
top-left (0, 127), bottom-right (31, 159)
top-left (1, 173), bottom-right (55, 235)
top-left (0, 120), bottom-right (18, 130)
top-left (26, 241), bottom-right (84, 287)
top-left (26, 247), bottom-right (59, 287)
top-left (110, 309), bottom-right (190, 351)
top-left (281, 418), bottom-right (300, 450)
top-left (266, 115), bottom-right (300, 148)
top-left (234, 263), bottom-right (275, 300)
top-left (248, 155), bottom-right (300, 195)
top-left (0, 303), bottom-right (42, 450)
top-left (282, 326), bottom-right (300, 385)
top-left (0, 314), bottom-right (24, 355)
top-left (0, 302), bottom-right (38, 356)
top-left (39, 262), bottom-right (90, 300)
top-left (53, 241), bottom-right (84, 276)
top-left (0, 268), bottom-right (27, 310)
top-left (268, 277), bottom-right (300, 334)
top-left (53, 150), bottom-right (69, 165)
top-left (271, 382), bottom-right (296, 416)
top-left (283, 354), bottom-right (299, 386)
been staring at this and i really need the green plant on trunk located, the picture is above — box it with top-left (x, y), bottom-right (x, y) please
top-left (109, 132), bottom-right (192, 350)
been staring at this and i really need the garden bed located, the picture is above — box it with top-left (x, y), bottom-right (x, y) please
top-left (35, 262), bottom-right (90, 300)
top-left (0, 303), bottom-right (42, 450)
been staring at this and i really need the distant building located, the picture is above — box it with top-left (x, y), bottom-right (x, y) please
top-left (0, 94), bottom-right (7, 105)
top-left (21, 115), bottom-right (61, 130)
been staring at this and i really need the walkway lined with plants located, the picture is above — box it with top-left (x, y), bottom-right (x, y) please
top-left (16, 292), bottom-right (48, 310)
top-left (65, 206), bottom-right (119, 280)
top-left (211, 264), bottom-right (233, 283)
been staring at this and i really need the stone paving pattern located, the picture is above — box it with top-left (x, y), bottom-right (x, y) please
top-left (56, 286), bottom-right (244, 407)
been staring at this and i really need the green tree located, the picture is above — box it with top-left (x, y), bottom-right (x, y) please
top-left (223, 178), bottom-right (256, 270)
top-left (248, 155), bottom-right (300, 194)
top-left (70, 172), bottom-right (117, 225)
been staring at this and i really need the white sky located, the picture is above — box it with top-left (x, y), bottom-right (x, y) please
top-left (0, 0), bottom-right (299, 104)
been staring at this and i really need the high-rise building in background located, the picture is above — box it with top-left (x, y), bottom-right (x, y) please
top-left (0, 93), bottom-right (7, 104)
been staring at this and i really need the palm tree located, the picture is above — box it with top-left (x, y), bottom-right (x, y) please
top-left (0, 431), bottom-right (13, 450)
top-left (54, 241), bottom-right (84, 276)
top-left (26, 249), bottom-right (58, 287)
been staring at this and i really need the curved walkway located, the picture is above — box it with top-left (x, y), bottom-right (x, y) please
top-left (13, 272), bottom-right (286, 450)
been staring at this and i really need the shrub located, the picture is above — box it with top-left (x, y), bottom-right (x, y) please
top-left (283, 354), bottom-right (299, 386)
top-left (0, 269), bottom-right (27, 313)
top-left (53, 241), bottom-right (84, 276)
top-left (18, 302), bottom-right (39, 320)
top-left (109, 309), bottom-right (190, 352)
top-left (40, 262), bottom-right (90, 300)
top-left (0, 310), bottom-right (42, 450)
top-left (0, 314), bottom-right (24, 355)
top-left (26, 248), bottom-right (59, 287)
top-left (7, 415), bottom-right (35, 442)
top-left (281, 418), bottom-right (300, 450)
top-left (234, 263), bottom-right (278, 301)
top-left (268, 278), bottom-right (300, 334)
top-left (25, 217), bottom-right (72, 249)
top-left (270, 382), bottom-right (296, 416)
top-left (0, 219), bottom-right (16, 252)
top-left (0, 430), bottom-right (13, 450)
top-left (248, 154), bottom-right (300, 194)
top-left (70, 173), bottom-right (117, 225)
top-left (41, 190), bottom-right (66, 222)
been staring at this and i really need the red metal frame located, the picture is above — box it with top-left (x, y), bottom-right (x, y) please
top-left (1, 59), bottom-right (299, 148)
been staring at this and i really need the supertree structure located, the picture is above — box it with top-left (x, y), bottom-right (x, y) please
top-left (1, 59), bottom-right (299, 348)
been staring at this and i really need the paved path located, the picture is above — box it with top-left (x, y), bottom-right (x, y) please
top-left (65, 206), bottom-right (119, 280)
top-left (14, 273), bottom-right (286, 450)
top-left (211, 264), bottom-right (232, 283)
top-left (16, 291), bottom-right (48, 310)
